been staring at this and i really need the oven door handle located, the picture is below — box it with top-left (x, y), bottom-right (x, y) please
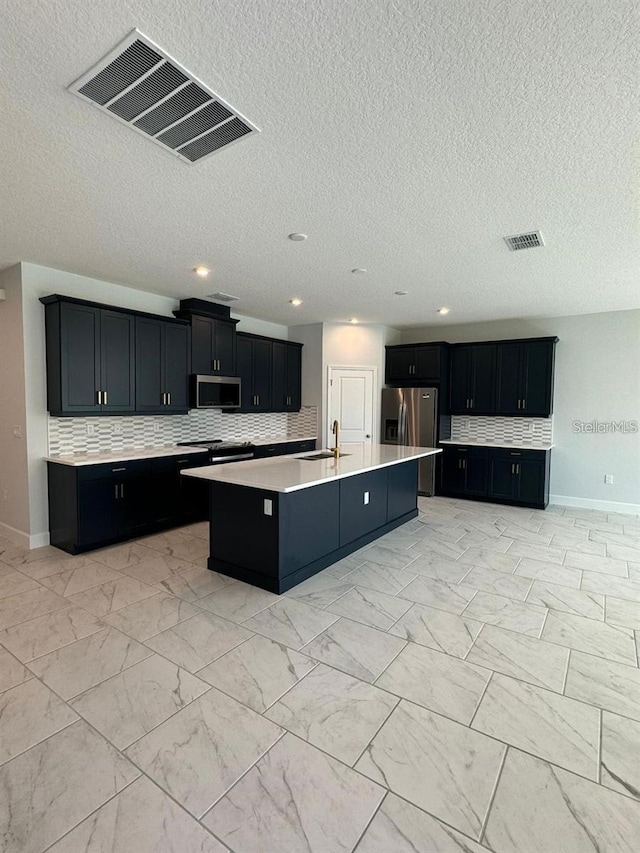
top-left (208, 453), bottom-right (254, 463)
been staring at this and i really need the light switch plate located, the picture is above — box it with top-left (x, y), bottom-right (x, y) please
top-left (264, 498), bottom-right (273, 516)
top-left (363, 491), bottom-right (370, 505)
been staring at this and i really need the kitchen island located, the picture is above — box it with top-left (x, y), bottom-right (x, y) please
top-left (183, 444), bottom-right (441, 593)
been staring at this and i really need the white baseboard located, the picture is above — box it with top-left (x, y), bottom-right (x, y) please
top-left (30, 531), bottom-right (51, 549)
top-left (0, 522), bottom-right (50, 550)
top-left (550, 495), bottom-right (640, 515)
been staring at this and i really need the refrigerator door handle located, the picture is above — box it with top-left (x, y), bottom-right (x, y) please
top-left (399, 402), bottom-right (407, 445)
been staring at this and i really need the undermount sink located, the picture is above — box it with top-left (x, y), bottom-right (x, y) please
top-left (298, 451), bottom-right (351, 460)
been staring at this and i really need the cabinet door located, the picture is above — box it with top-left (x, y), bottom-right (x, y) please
top-left (495, 342), bottom-right (523, 415)
top-left (488, 457), bottom-right (518, 502)
top-left (521, 341), bottom-right (554, 416)
top-left (213, 320), bottom-right (237, 375)
top-left (449, 347), bottom-right (470, 414)
top-left (414, 346), bottom-right (441, 382)
top-left (101, 310), bottom-right (135, 412)
top-left (468, 345), bottom-right (495, 413)
top-left (236, 335), bottom-right (254, 410)
top-left (464, 452), bottom-right (488, 496)
top-left (191, 316), bottom-right (214, 374)
top-left (441, 449), bottom-right (466, 494)
top-left (135, 317), bottom-right (164, 412)
top-left (285, 344), bottom-right (302, 411)
top-left (164, 323), bottom-right (190, 410)
top-left (516, 459), bottom-right (546, 505)
top-left (77, 479), bottom-right (122, 545)
top-left (252, 339), bottom-right (272, 411)
top-left (60, 302), bottom-right (101, 412)
top-left (386, 348), bottom-right (415, 382)
top-left (271, 341), bottom-right (287, 411)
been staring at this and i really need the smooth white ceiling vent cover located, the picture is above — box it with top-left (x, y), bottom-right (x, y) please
top-left (504, 231), bottom-right (544, 251)
top-left (68, 29), bottom-right (259, 164)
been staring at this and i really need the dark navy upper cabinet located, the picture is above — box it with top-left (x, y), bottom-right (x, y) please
top-left (448, 344), bottom-right (496, 414)
top-left (237, 333), bottom-right (272, 412)
top-left (496, 339), bottom-right (556, 417)
top-left (272, 340), bottom-right (302, 412)
top-left (385, 343), bottom-right (447, 384)
top-left (136, 317), bottom-right (190, 413)
top-left (236, 332), bottom-right (300, 414)
top-left (42, 298), bottom-right (135, 416)
top-left (191, 315), bottom-right (237, 376)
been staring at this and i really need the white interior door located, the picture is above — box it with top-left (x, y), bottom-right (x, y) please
top-left (327, 366), bottom-right (376, 451)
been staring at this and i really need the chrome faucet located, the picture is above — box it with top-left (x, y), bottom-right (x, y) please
top-left (331, 420), bottom-right (340, 459)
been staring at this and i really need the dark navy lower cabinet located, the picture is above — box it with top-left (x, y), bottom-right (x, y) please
top-left (488, 449), bottom-right (550, 509)
top-left (208, 461), bottom-right (420, 593)
top-left (440, 445), bottom-right (550, 509)
top-left (48, 451), bottom-right (209, 554)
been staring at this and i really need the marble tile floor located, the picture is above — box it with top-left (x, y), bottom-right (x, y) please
top-left (1, 497), bottom-right (640, 852)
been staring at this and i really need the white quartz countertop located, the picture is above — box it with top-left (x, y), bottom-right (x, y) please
top-left (439, 439), bottom-right (554, 451)
top-left (249, 435), bottom-right (317, 447)
top-left (46, 446), bottom-right (210, 467)
top-left (182, 444), bottom-right (441, 493)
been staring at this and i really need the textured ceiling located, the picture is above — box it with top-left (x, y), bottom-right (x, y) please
top-left (0, 0), bottom-right (638, 327)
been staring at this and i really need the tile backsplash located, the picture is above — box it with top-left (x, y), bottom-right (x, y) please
top-left (48, 407), bottom-right (318, 457)
top-left (450, 415), bottom-right (553, 447)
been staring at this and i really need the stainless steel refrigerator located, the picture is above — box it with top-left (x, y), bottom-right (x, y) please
top-left (381, 387), bottom-right (438, 495)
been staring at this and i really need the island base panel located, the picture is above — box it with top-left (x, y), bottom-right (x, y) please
top-left (206, 460), bottom-right (419, 593)
top-left (208, 509), bottom-right (418, 593)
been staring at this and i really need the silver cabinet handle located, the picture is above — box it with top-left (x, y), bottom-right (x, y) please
top-left (162, 392), bottom-right (166, 405)
top-left (167, 392), bottom-right (171, 405)
top-left (120, 484), bottom-right (124, 498)
top-left (114, 484), bottom-right (118, 499)
top-left (470, 398), bottom-right (473, 408)
top-left (517, 399), bottom-right (521, 409)
top-left (111, 467), bottom-right (126, 472)
top-left (97, 390), bottom-right (102, 405)
top-left (103, 390), bottom-right (108, 405)
top-left (522, 399), bottom-right (525, 409)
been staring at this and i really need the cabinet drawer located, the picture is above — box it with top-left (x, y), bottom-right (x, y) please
top-left (286, 440), bottom-right (316, 454)
top-left (77, 459), bottom-right (152, 482)
top-left (151, 453), bottom-right (209, 473)
top-left (253, 444), bottom-right (287, 458)
top-left (489, 448), bottom-right (547, 462)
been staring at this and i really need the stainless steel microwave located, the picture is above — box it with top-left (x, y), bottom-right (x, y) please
top-left (191, 375), bottom-right (242, 409)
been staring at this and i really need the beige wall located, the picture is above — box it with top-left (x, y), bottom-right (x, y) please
top-left (0, 265), bottom-right (30, 544)
top-left (401, 311), bottom-right (640, 511)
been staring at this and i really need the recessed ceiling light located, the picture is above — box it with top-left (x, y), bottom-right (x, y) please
top-left (351, 268), bottom-right (367, 274)
top-left (289, 298), bottom-right (303, 306)
top-left (349, 318), bottom-right (358, 324)
top-left (395, 290), bottom-right (408, 296)
top-left (288, 233), bottom-right (308, 241)
top-left (437, 307), bottom-right (450, 315)
top-left (193, 266), bottom-right (210, 277)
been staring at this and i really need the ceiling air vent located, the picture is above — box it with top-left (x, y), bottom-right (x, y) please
top-left (504, 231), bottom-right (544, 251)
top-left (68, 29), bottom-right (259, 164)
top-left (208, 292), bottom-right (240, 303)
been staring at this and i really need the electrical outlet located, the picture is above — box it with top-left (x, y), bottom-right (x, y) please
top-left (112, 423), bottom-right (123, 435)
top-left (153, 422), bottom-right (161, 433)
top-left (1, 489), bottom-right (8, 502)
top-left (263, 499), bottom-right (273, 516)
top-left (363, 491), bottom-right (370, 505)
top-left (604, 474), bottom-right (614, 485)
top-left (12, 425), bottom-right (22, 438)
top-left (523, 422), bottom-right (534, 433)
top-left (86, 423), bottom-right (97, 436)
